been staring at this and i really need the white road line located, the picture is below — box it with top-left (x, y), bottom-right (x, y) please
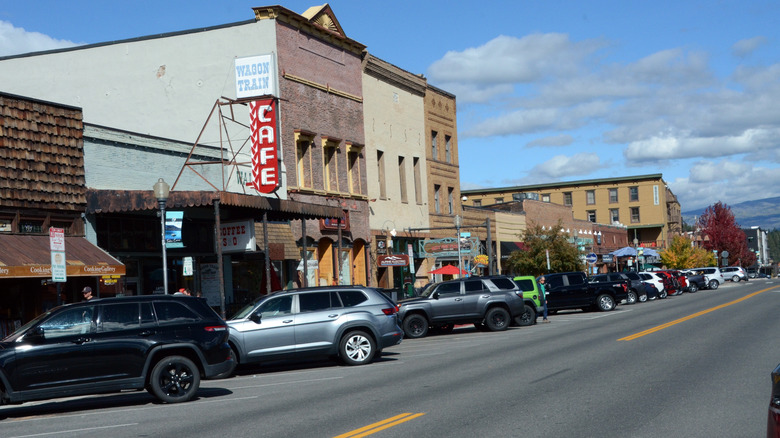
top-left (8, 423), bottom-right (137, 438)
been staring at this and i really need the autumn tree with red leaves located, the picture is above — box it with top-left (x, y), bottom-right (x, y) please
top-left (696, 202), bottom-right (756, 267)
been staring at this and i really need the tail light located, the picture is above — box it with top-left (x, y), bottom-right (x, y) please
top-left (382, 305), bottom-right (399, 316)
top-left (204, 325), bottom-right (228, 332)
top-left (621, 283), bottom-right (628, 292)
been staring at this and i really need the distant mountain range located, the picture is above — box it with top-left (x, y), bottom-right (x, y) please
top-left (682, 196), bottom-right (780, 230)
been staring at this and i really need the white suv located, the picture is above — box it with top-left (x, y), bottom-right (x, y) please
top-left (721, 266), bottom-right (749, 282)
top-left (692, 267), bottom-right (726, 289)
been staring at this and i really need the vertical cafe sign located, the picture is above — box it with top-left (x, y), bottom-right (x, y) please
top-left (235, 54), bottom-right (280, 194)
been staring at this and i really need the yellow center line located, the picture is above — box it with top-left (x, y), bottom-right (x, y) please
top-left (619, 285), bottom-right (780, 341)
top-left (333, 413), bottom-right (426, 438)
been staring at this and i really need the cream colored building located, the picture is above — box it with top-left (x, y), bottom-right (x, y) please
top-left (462, 174), bottom-right (682, 249)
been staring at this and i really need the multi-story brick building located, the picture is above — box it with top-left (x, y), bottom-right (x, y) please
top-left (462, 174), bottom-right (681, 249)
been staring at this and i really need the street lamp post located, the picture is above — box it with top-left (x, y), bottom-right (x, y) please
top-left (454, 214), bottom-right (463, 278)
top-left (153, 178), bottom-right (170, 294)
top-left (633, 237), bottom-right (639, 272)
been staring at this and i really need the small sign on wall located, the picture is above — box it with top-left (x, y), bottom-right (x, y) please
top-left (235, 54), bottom-right (278, 99)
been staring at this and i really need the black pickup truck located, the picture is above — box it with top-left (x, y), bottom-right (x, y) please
top-left (543, 271), bottom-right (629, 312)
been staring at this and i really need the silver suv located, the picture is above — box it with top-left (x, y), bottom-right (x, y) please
top-left (721, 266), bottom-right (748, 282)
top-left (223, 286), bottom-right (403, 374)
top-left (692, 267), bottom-right (726, 289)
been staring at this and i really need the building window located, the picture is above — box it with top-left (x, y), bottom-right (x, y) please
top-left (629, 186), bottom-right (639, 202)
top-left (631, 207), bottom-right (640, 223)
top-left (609, 188), bottom-right (618, 203)
top-left (473, 200), bottom-right (482, 207)
top-left (587, 210), bottom-right (597, 223)
top-left (413, 157), bottom-right (422, 205)
top-left (377, 150), bottom-right (387, 200)
top-left (295, 133), bottom-right (313, 188)
top-left (610, 208), bottom-right (619, 224)
top-left (434, 185), bottom-right (441, 214)
top-left (586, 190), bottom-right (595, 205)
top-left (542, 193), bottom-right (550, 203)
top-left (347, 143), bottom-right (363, 195)
top-left (495, 197), bottom-right (504, 204)
top-left (563, 192), bottom-right (572, 206)
top-left (448, 187), bottom-right (454, 214)
top-left (322, 138), bottom-right (339, 192)
top-left (445, 135), bottom-right (452, 163)
top-left (398, 156), bottom-right (408, 203)
top-left (431, 131), bottom-right (438, 160)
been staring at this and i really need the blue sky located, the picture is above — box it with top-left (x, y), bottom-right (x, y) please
top-left (2, 1), bottom-right (779, 213)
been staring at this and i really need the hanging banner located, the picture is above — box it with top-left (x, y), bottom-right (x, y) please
top-left (165, 211), bottom-right (184, 249)
top-left (249, 99), bottom-right (279, 194)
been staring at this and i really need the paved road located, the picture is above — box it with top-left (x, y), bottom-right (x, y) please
top-left (2, 278), bottom-right (778, 437)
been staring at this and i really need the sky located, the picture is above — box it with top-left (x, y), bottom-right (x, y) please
top-left (1, 0), bottom-right (779, 213)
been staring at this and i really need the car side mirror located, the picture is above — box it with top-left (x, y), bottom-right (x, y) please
top-left (249, 313), bottom-right (262, 324)
top-left (432, 291), bottom-right (440, 299)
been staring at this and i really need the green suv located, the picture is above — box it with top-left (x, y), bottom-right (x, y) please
top-left (512, 276), bottom-right (544, 326)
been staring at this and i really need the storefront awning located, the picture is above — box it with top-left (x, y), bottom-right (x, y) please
top-left (0, 235), bottom-right (125, 279)
top-left (86, 189), bottom-right (343, 220)
top-left (255, 222), bottom-right (300, 261)
top-left (499, 241), bottom-right (526, 259)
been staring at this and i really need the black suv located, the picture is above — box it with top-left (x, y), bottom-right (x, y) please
top-left (0, 295), bottom-right (233, 405)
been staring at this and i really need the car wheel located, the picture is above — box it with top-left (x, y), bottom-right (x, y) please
top-left (484, 307), bottom-right (510, 331)
top-left (688, 283), bottom-right (698, 293)
top-left (659, 289), bottom-right (667, 299)
top-left (638, 292), bottom-right (648, 303)
top-left (732, 275), bottom-right (740, 282)
top-left (596, 294), bottom-right (615, 311)
top-left (148, 355), bottom-right (200, 403)
top-left (708, 280), bottom-right (719, 290)
top-left (211, 345), bottom-right (238, 379)
top-left (339, 330), bottom-right (376, 366)
top-left (402, 314), bottom-right (429, 339)
top-left (625, 290), bottom-right (637, 304)
top-left (514, 304), bottom-right (537, 327)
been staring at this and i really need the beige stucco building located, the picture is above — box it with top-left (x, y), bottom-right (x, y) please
top-left (462, 174), bottom-right (681, 249)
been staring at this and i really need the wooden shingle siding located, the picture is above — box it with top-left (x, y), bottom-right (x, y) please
top-left (0, 92), bottom-right (86, 212)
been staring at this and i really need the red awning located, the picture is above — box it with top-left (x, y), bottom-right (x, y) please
top-left (0, 235), bottom-right (125, 279)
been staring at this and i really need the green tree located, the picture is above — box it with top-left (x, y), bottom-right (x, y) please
top-left (659, 235), bottom-right (716, 268)
top-left (697, 202), bottom-right (756, 267)
top-left (768, 229), bottom-right (780, 263)
top-left (505, 220), bottom-right (582, 276)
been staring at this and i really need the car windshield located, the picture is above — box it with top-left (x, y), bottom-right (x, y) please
top-left (419, 283), bottom-right (438, 297)
top-left (2, 308), bottom-right (55, 342)
top-left (229, 296), bottom-right (268, 320)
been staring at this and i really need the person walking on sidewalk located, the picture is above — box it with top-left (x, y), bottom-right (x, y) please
top-left (538, 276), bottom-right (550, 323)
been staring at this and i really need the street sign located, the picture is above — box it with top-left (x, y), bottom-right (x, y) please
top-left (586, 253), bottom-right (598, 264)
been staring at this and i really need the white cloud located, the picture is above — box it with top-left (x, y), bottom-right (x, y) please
top-left (526, 134), bottom-right (574, 148)
top-left (623, 128), bottom-right (780, 161)
top-left (672, 161), bottom-right (780, 210)
top-left (529, 152), bottom-right (604, 179)
top-left (732, 36), bottom-right (767, 58)
top-left (0, 20), bottom-right (78, 57)
top-left (427, 33), bottom-right (606, 85)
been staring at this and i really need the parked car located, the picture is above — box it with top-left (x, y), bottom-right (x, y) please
top-left (768, 362), bottom-right (780, 437)
top-left (0, 295), bottom-right (234, 405)
top-left (721, 266), bottom-right (749, 282)
top-left (225, 286), bottom-right (403, 372)
top-left (542, 271), bottom-right (628, 312)
top-left (512, 275), bottom-right (544, 326)
top-left (591, 272), bottom-right (646, 303)
top-left (398, 276), bottom-right (525, 338)
top-left (654, 270), bottom-right (683, 295)
top-left (680, 270), bottom-right (707, 292)
top-left (639, 272), bottom-right (667, 298)
top-left (692, 267), bottom-right (726, 289)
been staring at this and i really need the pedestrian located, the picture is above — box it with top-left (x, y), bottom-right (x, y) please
top-left (538, 276), bottom-right (550, 323)
top-left (82, 286), bottom-right (94, 301)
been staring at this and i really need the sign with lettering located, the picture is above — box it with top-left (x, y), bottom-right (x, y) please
top-left (249, 99), bottom-right (279, 194)
top-left (378, 254), bottom-right (409, 267)
top-left (235, 54), bottom-right (277, 99)
top-left (218, 220), bottom-right (256, 253)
